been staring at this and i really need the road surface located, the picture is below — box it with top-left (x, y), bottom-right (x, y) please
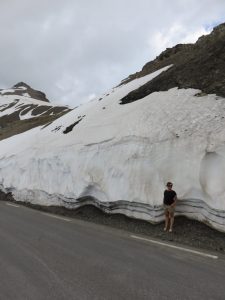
top-left (0, 201), bottom-right (224, 300)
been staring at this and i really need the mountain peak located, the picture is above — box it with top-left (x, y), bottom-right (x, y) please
top-left (13, 82), bottom-right (31, 89)
top-left (3, 82), bottom-right (51, 103)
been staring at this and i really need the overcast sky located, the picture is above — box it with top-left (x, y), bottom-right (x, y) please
top-left (0, 0), bottom-right (224, 107)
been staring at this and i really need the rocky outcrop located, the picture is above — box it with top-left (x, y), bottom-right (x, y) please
top-left (2, 82), bottom-right (50, 102)
top-left (121, 23), bottom-right (225, 104)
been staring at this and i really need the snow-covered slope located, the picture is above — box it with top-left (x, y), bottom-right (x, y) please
top-left (0, 83), bottom-right (71, 140)
top-left (0, 94), bottom-right (51, 119)
top-left (0, 64), bottom-right (225, 231)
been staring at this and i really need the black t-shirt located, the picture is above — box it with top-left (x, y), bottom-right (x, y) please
top-left (163, 190), bottom-right (177, 205)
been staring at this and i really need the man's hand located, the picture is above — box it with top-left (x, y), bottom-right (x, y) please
top-left (171, 196), bottom-right (177, 207)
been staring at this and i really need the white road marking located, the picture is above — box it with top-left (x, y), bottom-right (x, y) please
top-left (42, 213), bottom-right (71, 222)
top-left (131, 235), bottom-right (218, 259)
top-left (6, 203), bottom-right (20, 208)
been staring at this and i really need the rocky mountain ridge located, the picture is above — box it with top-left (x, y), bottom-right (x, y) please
top-left (121, 22), bottom-right (225, 104)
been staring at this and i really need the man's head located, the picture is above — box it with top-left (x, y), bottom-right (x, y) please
top-left (166, 182), bottom-right (173, 190)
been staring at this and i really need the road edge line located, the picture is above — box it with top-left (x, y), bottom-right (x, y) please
top-left (131, 235), bottom-right (218, 259)
top-left (6, 203), bottom-right (20, 208)
top-left (42, 212), bottom-right (71, 222)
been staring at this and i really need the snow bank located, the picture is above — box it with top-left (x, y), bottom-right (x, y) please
top-left (0, 65), bottom-right (225, 231)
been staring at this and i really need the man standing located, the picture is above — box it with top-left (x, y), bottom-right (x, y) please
top-left (163, 182), bottom-right (177, 232)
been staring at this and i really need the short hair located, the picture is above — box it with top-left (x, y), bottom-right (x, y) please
top-left (166, 182), bottom-right (173, 187)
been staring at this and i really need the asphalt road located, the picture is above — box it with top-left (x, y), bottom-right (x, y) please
top-left (0, 201), bottom-right (225, 300)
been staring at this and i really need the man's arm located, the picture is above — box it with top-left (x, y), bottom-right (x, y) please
top-left (171, 195), bottom-right (177, 207)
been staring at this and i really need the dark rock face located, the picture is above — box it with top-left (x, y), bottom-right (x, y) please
top-left (3, 82), bottom-right (50, 102)
top-left (63, 116), bottom-right (84, 134)
top-left (120, 23), bottom-right (225, 104)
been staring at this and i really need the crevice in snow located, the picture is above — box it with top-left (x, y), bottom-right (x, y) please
top-left (85, 138), bottom-right (115, 147)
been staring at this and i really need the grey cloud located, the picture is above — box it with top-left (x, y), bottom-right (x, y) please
top-left (0, 0), bottom-right (224, 106)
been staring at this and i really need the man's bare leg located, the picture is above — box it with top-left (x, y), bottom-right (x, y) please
top-left (164, 211), bottom-right (169, 231)
top-left (169, 213), bottom-right (174, 232)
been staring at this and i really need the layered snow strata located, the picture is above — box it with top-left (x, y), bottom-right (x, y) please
top-left (0, 65), bottom-right (225, 231)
